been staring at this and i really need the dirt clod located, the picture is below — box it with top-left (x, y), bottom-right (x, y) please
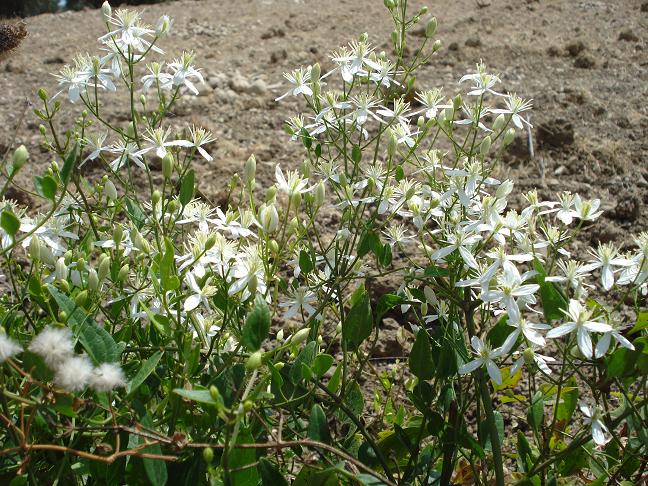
top-left (537, 119), bottom-right (575, 149)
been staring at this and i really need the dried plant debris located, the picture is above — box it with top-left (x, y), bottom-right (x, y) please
top-left (0, 22), bottom-right (27, 59)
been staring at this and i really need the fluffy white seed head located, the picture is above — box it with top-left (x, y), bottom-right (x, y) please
top-left (54, 355), bottom-right (93, 392)
top-left (29, 326), bottom-right (74, 368)
top-left (90, 363), bottom-right (126, 392)
top-left (0, 333), bottom-right (22, 363)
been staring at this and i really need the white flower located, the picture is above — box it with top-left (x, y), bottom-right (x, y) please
top-left (228, 246), bottom-right (266, 298)
top-left (54, 355), bottom-right (94, 392)
top-left (331, 41), bottom-right (381, 82)
top-left (99, 9), bottom-right (156, 53)
top-left (581, 243), bottom-right (633, 291)
top-left (546, 300), bottom-right (612, 358)
top-left (108, 140), bottom-right (145, 171)
top-left (594, 318), bottom-right (635, 358)
top-left (412, 89), bottom-right (451, 119)
top-left (490, 94), bottom-right (533, 129)
top-left (511, 346), bottom-right (555, 376)
top-left (81, 132), bottom-right (109, 165)
top-left (90, 363), bottom-right (126, 392)
top-left (570, 195), bottom-right (603, 222)
top-left (579, 402), bottom-right (610, 446)
top-left (275, 165), bottom-right (312, 197)
top-left (184, 273), bottom-right (217, 312)
top-left (459, 62), bottom-right (502, 97)
top-left (167, 51), bottom-right (205, 95)
top-left (29, 326), bottom-right (75, 368)
top-left (0, 333), bottom-right (21, 363)
top-left (502, 317), bottom-right (550, 352)
top-left (176, 200), bottom-right (218, 232)
top-left (137, 127), bottom-right (192, 159)
top-left (431, 226), bottom-right (482, 269)
top-left (141, 62), bottom-right (173, 91)
top-left (458, 336), bottom-right (505, 385)
top-left (280, 287), bottom-right (318, 320)
top-left (275, 67), bottom-right (313, 101)
top-left (481, 263), bottom-right (539, 323)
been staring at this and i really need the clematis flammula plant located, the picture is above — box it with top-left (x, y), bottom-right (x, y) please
top-left (275, 165), bottom-right (312, 198)
top-left (579, 402), bottom-right (610, 446)
top-left (580, 243), bottom-right (632, 291)
top-left (459, 336), bottom-right (505, 385)
top-left (546, 299), bottom-right (612, 358)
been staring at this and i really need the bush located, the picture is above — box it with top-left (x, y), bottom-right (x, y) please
top-left (0, 1), bottom-right (646, 485)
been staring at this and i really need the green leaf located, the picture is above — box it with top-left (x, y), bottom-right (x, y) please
top-left (0, 210), bottom-right (20, 237)
top-left (139, 413), bottom-right (167, 486)
top-left (172, 388), bottom-right (216, 405)
top-left (357, 230), bottom-right (380, 259)
top-left (229, 429), bottom-right (259, 486)
top-left (311, 354), bottom-right (334, 377)
top-left (258, 458), bottom-right (289, 486)
top-left (60, 143), bottom-right (77, 185)
top-left (556, 378), bottom-right (578, 425)
top-left (34, 175), bottom-right (57, 201)
top-left (527, 391), bottom-right (544, 432)
top-left (179, 168), bottom-right (195, 207)
top-left (351, 145), bottom-right (362, 163)
top-left (241, 297), bottom-right (270, 352)
top-left (629, 312), bottom-right (648, 335)
top-left (127, 351), bottom-right (162, 397)
top-left (308, 404), bottom-right (331, 444)
top-left (376, 293), bottom-right (405, 319)
top-left (159, 238), bottom-right (179, 292)
top-left (533, 259), bottom-right (567, 321)
top-left (342, 289), bottom-right (373, 350)
top-left (409, 329), bottom-right (434, 380)
top-left (299, 249), bottom-right (314, 274)
top-left (48, 285), bottom-right (121, 364)
top-left (517, 431), bottom-right (535, 472)
top-left (395, 165), bottom-right (405, 182)
top-left (379, 243), bottom-right (392, 268)
top-left (125, 198), bottom-right (145, 227)
top-left (300, 127), bottom-right (312, 149)
top-left (290, 341), bottom-right (317, 383)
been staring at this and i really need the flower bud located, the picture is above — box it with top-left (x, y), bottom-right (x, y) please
top-left (425, 17), bottom-right (437, 38)
top-left (101, 1), bottom-right (112, 22)
top-left (202, 447), bottom-right (214, 464)
top-left (98, 255), bottom-right (111, 283)
top-left (288, 217), bottom-right (299, 236)
top-left (268, 239), bottom-right (279, 255)
top-left (359, 32), bottom-right (368, 43)
top-left (75, 290), bottom-right (88, 308)
top-left (55, 257), bottom-right (68, 281)
top-left (314, 181), bottom-right (325, 207)
top-left (417, 115), bottom-right (425, 128)
top-left (493, 114), bottom-right (506, 132)
top-left (12, 145), bottom-right (29, 171)
top-left (310, 63), bottom-right (321, 82)
top-left (209, 385), bottom-right (220, 401)
top-left (37, 88), bottom-right (48, 101)
top-left (77, 257), bottom-right (86, 272)
top-left (28, 236), bottom-right (41, 260)
top-left (391, 30), bottom-right (399, 47)
top-left (432, 39), bottom-right (442, 52)
top-left (523, 348), bottom-right (535, 366)
top-left (156, 15), bottom-right (171, 36)
top-left (87, 268), bottom-right (99, 293)
top-left (167, 199), bottom-right (179, 215)
top-left (338, 172), bottom-right (347, 187)
top-left (259, 204), bottom-right (279, 233)
top-left (502, 128), bottom-right (516, 147)
top-left (58, 311), bottom-right (67, 322)
top-left (419, 6), bottom-right (429, 15)
top-left (104, 179), bottom-right (118, 201)
top-left (162, 153), bottom-right (174, 179)
top-left (290, 191), bottom-right (302, 208)
top-left (480, 136), bottom-right (492, 156)
top-left (496, 179), bottom-right (514, 199)
top-left (127, 122), bottom-right (136, 139)
top-left (244, 154), bottom-right (256, 183)
top-left (290, 327), bottom-right (310, 346)
top-left (152, 190), bottom-right (161, 205)
top-left (112, 226), bottom-right (123, 246)
top-left (384, 0), bottom-right (395, 9)
top-left (205, 235), bottom-right (217, 251)
top-left (265, 186), bottom-right (277, 203)
top-left (247, 273), bottom-right (257, 295)
top-left (387, 129), bottom-right (398, 158)
top-left (301, 159), bottom-right (311, 178)
top-left (117, 264), bottom-right (129, 283)
top-left (452, 95), bottom-right (463, 111)
top-left (245, 350), bottom-right (263, 371)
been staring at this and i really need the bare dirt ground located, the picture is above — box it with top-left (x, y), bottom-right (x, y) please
top-left (1, 0), bottom-right (647, 248)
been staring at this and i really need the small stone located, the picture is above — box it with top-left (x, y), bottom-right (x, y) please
top-left (613, 193), bottom-right (641, 222)
top-left (249, 79), bottom-right (267, 95)
top-left (537, 119), bottom-right (575, 148)
top-left (447, 41), bottom-right (459, 51)
top-left (565, 40), bottom-right (586, 57)
top-left (618, 29), bottom-right (639, 42)
top-left (574, 54), bottom-right (596, 69)
top-left (554, 165), bottom-right (567, 175)
top-left (229, 73), bottom-right (251, 93)
top-left (546, 45), bottom-right (562, 57)
top-left (270, 49), bottom-right (288, 64)
top-left (465, 37), bottom-right (481, 47)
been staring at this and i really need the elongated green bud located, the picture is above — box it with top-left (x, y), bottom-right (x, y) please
top-left (493, 114), bottom-right (506, 132)
top-left (112, 226), bottom-right (123, 246)
top-left (310, 63), bottom-right (320, 82)
top-left (101, 1), bottom-right (112, 22)
top-left (388, 129), bottom-right (398, 158)
top-left (87, 268), bottom-right (99, 293)
top-left (12, 145), bottom-right (29, 171)
top-left (203, 447), bottom-right (214, 464)
top-left (452, 95), bottom-right (463, 111)
top-left (56, 257), bottom-right (68, 281)
top-left (98, 255), bottom-right (110, 283)
top-left (244, 154), bottom-right (256, 183)
top-left (209, 385), bottom-right (220, 401)
top-left (425, 17), bottom-right (437, 37)
top-left (290, 328), bottom-right (310, 346)
top-left (104, 180), bottom-right (118, 201)
top-left (28, 236), bottom-right (41, 260)
top-left (75, 290), bottom-right (88, 307)
top-left (314, 181), bottom-right (325, 207)
top-left (245, 351), bottom-right (263, 371)
top-left (480, 136), bottom-right (492, 156)
top-left (503, 128), bottom-right (516, 146)
top-left (162, 153), bottom-right (174, 179)
top-left (117, 264), bottom-right (129, 283)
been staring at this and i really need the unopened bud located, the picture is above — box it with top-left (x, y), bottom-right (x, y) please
top-left (112, 226), bottom-right (123, 246)
top-left (480, 136), bottom-right (492, 156)
top-left (156, 15), bottom-right (171, 36)
top-left (493, 114), bottom-right (506, 132)
top-left (269, 239), bottom-right (279, 255)
top-left (98, 256), bottom-right (111, 283)
top-left (290, 191), bottom-right (302, 208)
top-left (205, 235), bottom-right (216, 251)
top-left (151, 190), bottom-right (161, 205)
top-left (126, 122), bottom-right (136, 138)
top-left (13, 145), bottom-right (29, 171)
top-left (209, 385), bottom-right (220, 401)
top-left (359, 32), bottom-right (368, 43)
top-left (314, 181), bottom-right (325, 206)
top-left (290, 328), bottom-right (310, 346)
top-left (245, 351), bottom-right (263, 371)
top-left (387, 129), bottom-right (398, 158)
top-left (167, 199), bottom-right (179, 214)
top-left (301, 159), bottom-right (311, 178)
top-left (75, 290), bottom-right (88, 308)
top-left (87, 268), bottom-right (99, 292)
top-left (496, 179), bottom-right (514, 199)
top-left (247, 273), bottom-right (257, 296)
top-left (425, 17), bottom-right (437, 38)
top-left (384, 0), bottom-right (395, 9)
top-left (202, 447), bottom-right (214, 464)
top-left (104, 179), bottom-right (118, 201)
top-left (28, 236), bottom-right (41, 260)
top-left (259, 204), bottom-right (279, 233)
top-left (523, 348), bottom-right (535, 366)
top-left (101, 1), bottom-right (112, 22)
top-left (265, 186), bottom-right (277, 203)
top-left (117, 264), bottom-right (129, 283)
top-left (503, 128), bottom-right (516, 146)
top-left (77, 257), bottom-right (86, 272)
top-left (432, 39), bottom-right (442, 52)
top-left (452, 95), bottom-right (463, 111)
top-left (162, 153), bottom-right (174, 179)
top-left (311, 63), bottom-right (320, 82)
top-left (244, 154), bottom-right (256, 183)
top-left (54, 257), bottom-right (68, 281)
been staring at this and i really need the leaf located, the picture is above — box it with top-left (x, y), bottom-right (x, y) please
top-left (517, 431), bottom-right (535, 472)
top-left (290, 341), bottom-right (317, 383)
top-left (48, 285), bottom-right (121, 364)
top-left (258, 458), bottom-right (289, 486)
top-left (409, 329), bottom-right (434, 380)
top-left (127, 351), bottom-right (162, 397)
top-left (0, 210), bottom-right (20, 237)
top-left (311, 354), bottom-right (334, 377)
top-left (533, 259), bottom-right (567, 321)
top-left (60, 143), bottom-right (77, 185)
top-left (138, 413), bottom-right (167, 486)
top-left (395, 165), bottom-right (405, 182)
top-left (159, 238), bottom-right (179, 292)
top-left (308, 404), bottom-right (331, 444)
top-left (299, 249), bottom-right (314, 274)
top-left (379, 243), bottom-right (392, 268)
top-left (556, 378), bottom-right (578, 425)
top-left (527, 391), bottom-right (544, 432)
top-left (125, 198), bottom-right (145, 227)
top-left (179, 168), bottom-right (195, 207)
top-left (229, 429), bottom-right (259, 486)
top-left (241, 297), bottom-right (270, 352)
top-left (351, 145), bottom-right (362, 163)
top-left (172, 388), bottom-right (216, 405)
top-left (376, 293), bottom-right (404, 319)
top-left (357, 230), bottom-right (380, 259)
top-left (300, 127), bottom-right (313, 149)
top-left (342, 289), bottom-right (373, 350)
top-left (629, 312), bottom-right (648, 335)
top-left (34, 175), bottom-right (57, 201)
